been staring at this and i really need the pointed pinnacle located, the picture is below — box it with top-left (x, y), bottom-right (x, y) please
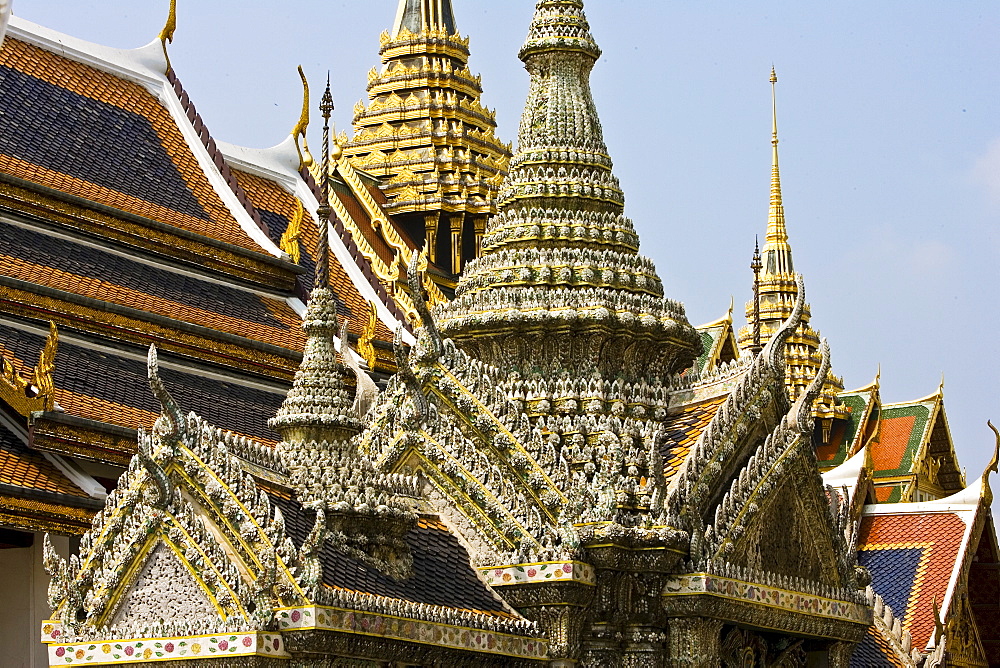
top-left (320, 73), bottom-right (334, 119)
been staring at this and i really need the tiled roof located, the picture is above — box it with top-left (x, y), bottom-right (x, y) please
top-left (0, 218), bottom-right (306, 352)
top-left (0, 38), bottom-right (260, 250)
top-left (0, 321), bottom-right (287, 445)
top-left (331, 179), bottom-right (397, 268)
top-left (850, 624), bottom-right (907, 667)
top-left (659, 395), bottom-right (727, 483)
top-left (857, 511), bottom-right (967, 651)
top-left (0, 419), bottom-right (87, 497)
top-left (232, 169), bottom-right (394, 344)
top-left (818, 391), bottom-right (874, 466)
top-left (273, 494), bottom-right (514, 617)
top-left (872, 403), bottom-right (932, 478)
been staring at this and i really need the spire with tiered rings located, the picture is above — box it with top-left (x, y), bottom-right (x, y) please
top-left (436, 0), bottom-right (701, 378)
top-left (738, 69), bottom-right (847, 425)
top-left (271, 79), bottom-right (417, 578)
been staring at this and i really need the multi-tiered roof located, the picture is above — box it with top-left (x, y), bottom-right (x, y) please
top-left (342, 0), bottom-right (511, 276)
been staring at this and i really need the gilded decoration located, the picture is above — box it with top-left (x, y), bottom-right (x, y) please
top-left (8, 1), bottom-right (991, 666)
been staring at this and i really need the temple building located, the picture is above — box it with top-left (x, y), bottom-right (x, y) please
top-left (0, 0), bottom-right (997, 666)
top-left (341, 0), bottom-right (511, 281)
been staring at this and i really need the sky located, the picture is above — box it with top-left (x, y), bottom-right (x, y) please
top-left (12, 1), bottom-right (1000, 484)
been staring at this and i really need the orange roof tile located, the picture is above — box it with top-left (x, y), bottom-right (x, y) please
top-left (858, 511), bottom-right (967, 650)
top-left (873, 415), bottom-right (917, 473)
top-left (0, 38), bottom-right (260, 251)
top-left (0, 252), bottom-right (305, 352)
top-left (660, 395), bottom-right (727, 483)
top-left (232, 169), bottom-right (394, 344)
top-left (0, 425), bottom-right (87, 497)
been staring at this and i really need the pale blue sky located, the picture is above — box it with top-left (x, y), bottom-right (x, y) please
top-left (13, 1), bottom-right (1000, 482)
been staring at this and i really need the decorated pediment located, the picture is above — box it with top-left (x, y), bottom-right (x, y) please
top-left (42, 346), bottom-right (314, 642)
top-left (109, 542), bottom-right (216, 630)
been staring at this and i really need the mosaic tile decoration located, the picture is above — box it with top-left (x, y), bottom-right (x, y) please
top-left (276, 606), bottom-right (547, 660)
top-left (857, 511), bottom-right (967, 650)
top-left (479, 561), bottom-right (596, 586)
top-left (45, 631), bottom-right (288, 665)
top-left (662, 574), bottom-right (870, 624)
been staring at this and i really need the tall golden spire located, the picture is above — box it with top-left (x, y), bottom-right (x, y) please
top-left (738, 68), bottom-right (847, 424)
top-left (763, 67), bottom-right (793, 276)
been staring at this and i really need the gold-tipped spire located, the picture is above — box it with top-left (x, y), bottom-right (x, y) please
top-left (738, 68), bottom-right (846, 419)
top-left (293, 66), bottom-right (314, 170)
top-left (764, 66), bottom-right (792, 275)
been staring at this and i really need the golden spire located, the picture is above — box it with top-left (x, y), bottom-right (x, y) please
top-left (763, 66), bottom-right (793, 276)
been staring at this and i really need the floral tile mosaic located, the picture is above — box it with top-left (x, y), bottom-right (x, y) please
top-left (479, 561), bottom-right (596, 586)
top-left (663, 574), bottom-right (871, 624)
top-left (44, 631), bottom-right (288, 665)
top-left (275, 606), bottom-right (547, 660)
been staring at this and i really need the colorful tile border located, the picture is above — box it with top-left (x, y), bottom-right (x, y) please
top-left (45, 632), bottom-right (288, 665)
top-left (662, 574), bottom-right (870, 624)
top-left (479, 561), bottom-right (596, 587)
top-left (275, 606), bottom-right (547, 660)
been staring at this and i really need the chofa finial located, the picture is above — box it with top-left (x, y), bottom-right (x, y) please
top-left (158, 0), bottom-right (178, 70)
top-left (293, 66), bottom-right (314, 170)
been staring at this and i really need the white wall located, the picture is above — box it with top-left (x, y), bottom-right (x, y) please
top-left (0, 533), bottom-right (69, 668)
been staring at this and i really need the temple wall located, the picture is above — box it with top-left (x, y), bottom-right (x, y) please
top-left (0, 533), bottom-right (70, 668)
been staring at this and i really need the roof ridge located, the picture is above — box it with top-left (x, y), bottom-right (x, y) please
top-left (164, 70), bottom-right (272, 243)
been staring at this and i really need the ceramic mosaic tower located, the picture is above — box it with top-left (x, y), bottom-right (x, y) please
top-left (436, 0), bottom-right (702, 379)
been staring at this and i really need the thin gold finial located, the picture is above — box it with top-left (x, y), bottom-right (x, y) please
top-left (770, 66), bottom-right (778, 144)
top-left (158, 0), bottom-right (178, 71)
top-left (315, 74), bottom-right (334, 289)
top-left (762, 65), bottom-right (792, 275)
top-left (293, 66), bottom-right (314, 170)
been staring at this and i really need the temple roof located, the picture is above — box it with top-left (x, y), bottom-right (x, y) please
top-left (0, 25), bottom-right (279, 256)
top-left (870, 389), bottom-right (964, 502)
top-left (273, 495), bottom-right (514, 617)
top-left (0, 319), bottom-right (289, 448)
top-left (858, 479), bottom-right (988, 653)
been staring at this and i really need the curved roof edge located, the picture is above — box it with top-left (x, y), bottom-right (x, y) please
top-left (7, 16), bottom-right (286, 259)
top-left (218, 136), bottom-right (414, 345)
